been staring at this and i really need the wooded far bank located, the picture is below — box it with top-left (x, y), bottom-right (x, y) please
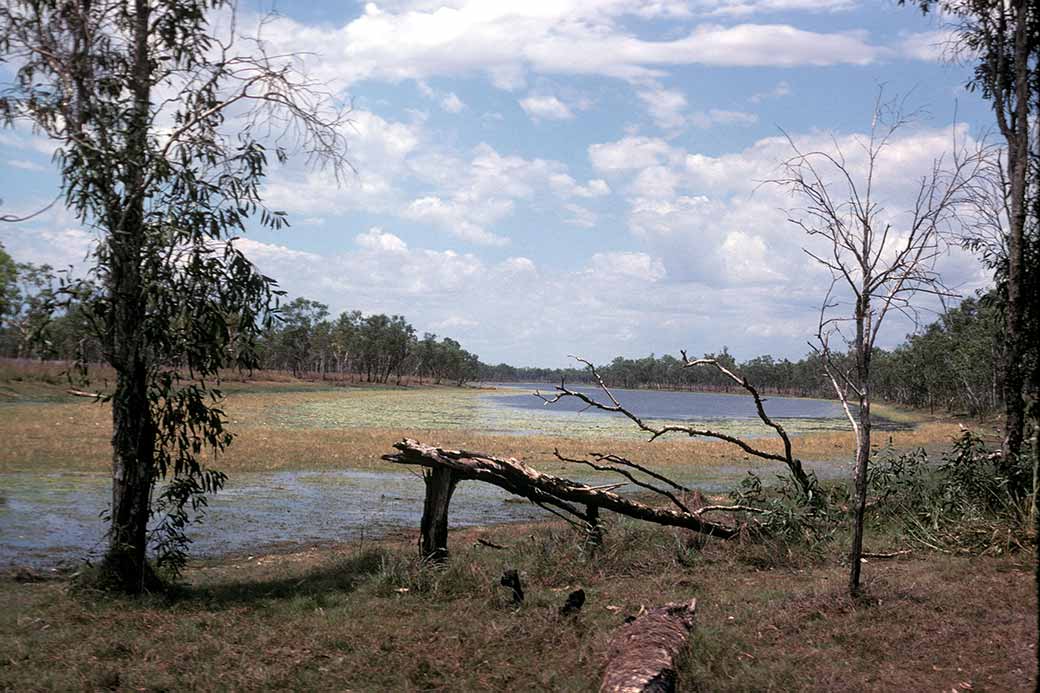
top-left (0, 252), bottom-right (1016, 419)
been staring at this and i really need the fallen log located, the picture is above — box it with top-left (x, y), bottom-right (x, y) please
top-left (600, 600), bottom-right (698, 693)
top-left (383, 439), bottom-right (738, 560)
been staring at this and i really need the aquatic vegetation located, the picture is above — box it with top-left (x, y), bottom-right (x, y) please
top-left (272, 387), bottom-right (858, 440)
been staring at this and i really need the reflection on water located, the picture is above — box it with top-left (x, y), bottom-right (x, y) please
top-left (493, 383), bottom-right (847, 420)
top-left (1, 385), bottom-right (870, 568)
top-left (0, 455), bottom-right (852, 568)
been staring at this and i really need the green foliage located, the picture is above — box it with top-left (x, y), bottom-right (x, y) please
top-left (726, 430), bottom-right (1034, 563)
top-left (0, 242), bottom-right (16, 320)
top-left (482, 295), bottom-right (1009, 419)
top-left (0, 257), bottom-right (57, 358)
top-left (729, 470), bottom-right (840, 556)
top-left (255, 303), bottom-right (480, 386)
top-left (1, 0), bottom-right (348, 587)
top-left (868, 430), bottom-right (1035, 554)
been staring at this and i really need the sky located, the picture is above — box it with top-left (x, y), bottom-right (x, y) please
top-left (0, 0), bottom-right (998, 367)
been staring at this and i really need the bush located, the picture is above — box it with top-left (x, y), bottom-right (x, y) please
top-left (868, 430), bottom-right (1035, 554)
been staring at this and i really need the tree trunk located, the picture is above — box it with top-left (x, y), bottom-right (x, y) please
top-left (103, 361), bottom-right (157, 591)
top-left (848, 391), bottom-right (871, 595)
top-left (386, 439), bottom-right (740, 553)
top-left (1000, 0), bottom-right (1030, 492)
top-left (586, 504), bottom-right (603, 547)
top-left (419, 466), bottom-right (458, 562)
top-left (101, 0), bottom-right (155, 593)
top-left (848, 289), bottom-right (872, 596)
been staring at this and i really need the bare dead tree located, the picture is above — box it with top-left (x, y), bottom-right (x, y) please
top-left (773, 90), bottom-right (990, 595)
top-left (538, 355), bottom-right (819, 500)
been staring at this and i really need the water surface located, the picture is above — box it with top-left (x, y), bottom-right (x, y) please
top-left (1, 385), bottom-right (863, 568)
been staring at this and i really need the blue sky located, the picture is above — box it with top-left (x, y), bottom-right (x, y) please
top-left (0, 0), bottom-right (996, 367)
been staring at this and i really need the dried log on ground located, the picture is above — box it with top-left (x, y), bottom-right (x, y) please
top-left (383, 440), bottom-right (740, 554)
top-left (600, 600), bottom-right (698, 693)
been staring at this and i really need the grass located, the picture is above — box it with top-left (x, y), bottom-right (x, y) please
top-left (0, 377), bottom-right (964, 476)
top-left (0, 519), bottom-right (1034, 692)
top-left (0, 363), bottom-right (1033, 690)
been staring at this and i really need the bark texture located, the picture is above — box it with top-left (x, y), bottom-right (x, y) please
top-left (419, 466), bottom-right (458, 561)
top-left (999, 0), bottom-right (1030, 483)
top-left (599, 600), bottom-right (697, 693)
top-left (385, 440), bottom-right (739, 552)
top-left (100, 0), bottom-right (157, 593)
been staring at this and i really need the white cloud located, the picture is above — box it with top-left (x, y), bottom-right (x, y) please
top-left (6, 159), bottom-right (48, 172)
top-left (261, 109), bottom-right (606, 247)
top-left (589, 136), bottom-right (677, 172)
top-left (0, 224), bottom-right (98, 270)
top-left (356, 228), bottom-right (409, 252)
top-left (638, 86), bottom-right (688, 131)
top-left (432, 315), bottom-right (478, 330)
top-left (898, 30), bottom-right (957, 62)
top-left (403, 195), bottom-right (511, 246)
top-left (589, 122), bottom-right (990, 305)
top-left (563, 203), bottom-right (598, 229)
top-left (548, 174), bottom-right (611, 198)
top-left (636, 84), bottom-right (759, 131)
top-left (254, 5), bottom-right (886, 94)
top-left (0, 130), bottom-right (59, 156)
top-left (440, 92), bottom-right (466, 113)
top-left (497, 256), bottom-right (538, 275)
top-left (519, 95), bottom-right (574, 121)
top-left (749, 79), bottom-right (791, 103)
top-left (688, 108), bottom-right (759, 128)
top-left (230, 231), bottom-right (703, 364)
top-left (698, 0), bottom-right (858, 17)
top-left (588, 251), bottom-right (667, 281)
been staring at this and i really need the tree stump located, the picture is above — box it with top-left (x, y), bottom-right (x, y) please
top-left (586, 504), bottom-right (604, 547)
top-left (599, 600), bottom-right (697, 693)
top-left (419, 466), bottom-right (458, 561)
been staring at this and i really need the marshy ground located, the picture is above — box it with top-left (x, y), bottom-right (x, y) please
top-left (0, 368), bottom-right (1033, 691)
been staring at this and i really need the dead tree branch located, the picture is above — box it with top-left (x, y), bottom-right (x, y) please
top-left (538, 356), bottom-right (817, 499)
top-left (554, 449), bottom-right (693, 515)
top-left (384, 439), bottom-right (741, 541)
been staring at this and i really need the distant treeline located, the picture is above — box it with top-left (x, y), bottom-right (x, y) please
top-left (252, 298), bottom-right (480, 385)
top-left (480, 293), bottom-right (1007, 417)
top-left (0, 254), bottom-right (1010, 415)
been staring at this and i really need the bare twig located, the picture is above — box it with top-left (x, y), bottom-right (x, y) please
top-left (554, 449), bottom-right (692, 515)
top-left (540, 356), bottom-right (817, 498)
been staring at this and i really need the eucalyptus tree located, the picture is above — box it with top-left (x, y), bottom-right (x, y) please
top-left (0, 1), bottom-right (349, 592)
top-left (1, 261), bottom-right (54, 358)
top-left (0, 243), bottom-right (16, 321)
top-left (904, 0), bottom-right (1038, 482)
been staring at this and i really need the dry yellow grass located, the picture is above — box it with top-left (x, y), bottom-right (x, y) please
top-left (0, 384), bottom-right (964, 476)
top-left (0, 523), bottom-right (1034, 692)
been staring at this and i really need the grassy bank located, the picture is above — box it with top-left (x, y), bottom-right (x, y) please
top-left (0, 366), bottom-right (1033, 691)
top-left (0, 378), bottom-right (963, 476)
top-left (0, 518), bottom-right (1034, 692)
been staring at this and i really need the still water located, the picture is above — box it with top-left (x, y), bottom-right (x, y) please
top-left (1, 386), bottom-right (860, 568)
top-left (491, 383), bottom-right (851, 421)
